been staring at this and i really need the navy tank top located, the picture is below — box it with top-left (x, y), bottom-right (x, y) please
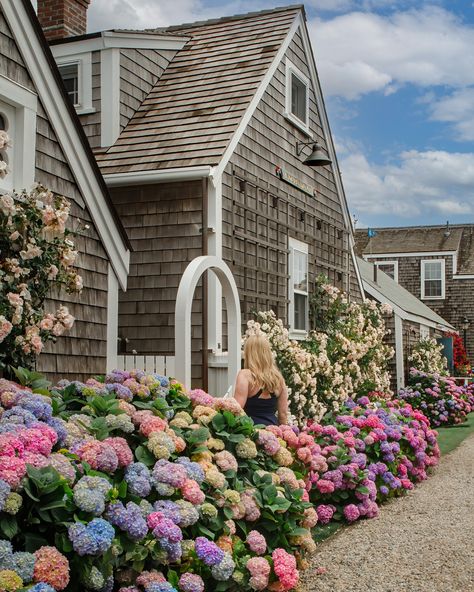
top-left (244, 388), bottom-right (278, 426)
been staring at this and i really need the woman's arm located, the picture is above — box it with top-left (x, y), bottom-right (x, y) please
top-left (233, 369), bottom-right (250, 410)
top-left (277, 382), bottom-right (289, 425)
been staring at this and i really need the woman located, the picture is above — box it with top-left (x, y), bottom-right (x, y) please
top-left (233, 334), bottom-right (289, 426)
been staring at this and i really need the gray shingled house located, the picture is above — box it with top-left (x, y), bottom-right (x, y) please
top-left (355, 225), bottom-right (474, 364)
top-left (39, 0), bottom-right (364, 390)
top-left (357, 257), bottom-right (454, 390)
top-left (0, 0), bottom-right (130, 381)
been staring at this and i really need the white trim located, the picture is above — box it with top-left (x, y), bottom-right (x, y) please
top-left (213, 13), bottom-right (302, 179)
top-left (420, 259), bottom-right (445, 300)
top-left (100, 48), bottom-right (121, 147)
top-left (375, 260), bottom-right (398, 282)
top-left (1, 0), bottom-right (130, 289)
top-left (0, 75), bottom-right (37, 193)
top-left (207, 173), bottom-right (223, 351)
top-left (453, 274), bottom-right (474, 280)
top-left (394, 313), bottom-right (404, 390)
top-left (50, 31), bottom-right (187, 57)
top-left (288, 236), bottom-right (309, 337)
top-left (104, 166), bottom-right (213, 187)
top-left (364, 251), bottom-right (456, 259)
top-left (285, 57), bottom-right (311, 136)
top-left (56, 52), bottom-right (93, 113)
top-left (106, 264), bottom-right (119, 372)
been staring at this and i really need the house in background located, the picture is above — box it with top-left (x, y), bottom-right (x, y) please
top-left (0, 0), bottom-right (130, 381)
top-left (357, 257), bottom-right (454, 390)
top-left (355, 225), bottom-right (474, 364)
top-left (39, 0), bottom-right (364, 390)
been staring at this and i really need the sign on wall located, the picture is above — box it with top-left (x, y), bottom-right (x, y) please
top-left (275, 166), bottom-right (316, 197)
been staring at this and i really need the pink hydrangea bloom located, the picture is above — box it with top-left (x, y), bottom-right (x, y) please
top-left (246, 557), bottom-right (270, 591)
top-left (103, 437), bottom-right (133, 467)
top-left (247, 530), bottom-right (266, 555)
top-left (181, 478), bottom-right (205, 505)
top-left (272, 548), bottom-right (299, 591)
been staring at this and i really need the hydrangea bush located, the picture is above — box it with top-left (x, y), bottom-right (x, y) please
top-left (245, 282), bottom-right (393, 425)
top-left (397, 369), bottom-right (472, 427)
top-left (408, 338), bottom-right (448, 376)
top-left (0, 370), bottom-right (441, 592)
top-left (0, 185), bottom-right (82, 370)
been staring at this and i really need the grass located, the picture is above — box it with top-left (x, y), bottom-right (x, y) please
top-left (435, 412), bottom-right (474, 455)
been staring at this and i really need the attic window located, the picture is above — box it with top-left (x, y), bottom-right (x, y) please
top-left (375, 261), bottom-right (398, 282)
top-left (285, 59), bottom-right (310, 135)
top-left (58, 62), bottom-right (80, 106)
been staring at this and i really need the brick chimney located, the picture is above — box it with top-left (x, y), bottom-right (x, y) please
top-left (37, 0), bottom-right (91, 41)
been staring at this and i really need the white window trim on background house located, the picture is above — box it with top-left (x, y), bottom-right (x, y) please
top-left (420, 325), bottom-right (430, 340)
top-left (288, 237), bottom-right (309, 338)
top-left (421, 259), bottom-right (445, 300)
top-left (55, 53), bottom-right (94, 115)
top-left (284, 58), bottom-right (311, 136)
top-left (0, 75), bottom-right (37, 193)
top-left (375, 260), bottom-right (399, 282)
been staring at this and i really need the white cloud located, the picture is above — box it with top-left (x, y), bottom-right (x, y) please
top-left (429, 88), bottom-right (474, 142)
top-left (309, 7), bottom-right (474, 99)
top-left (340, 149), bottom-right (474, 217)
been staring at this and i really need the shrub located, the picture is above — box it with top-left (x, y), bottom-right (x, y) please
top-left (408, 338), bottom-right (447, 376)
top-left (398, 369), bottom-right (472, 427)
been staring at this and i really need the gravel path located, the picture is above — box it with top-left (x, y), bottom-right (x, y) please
top-left (300, 435), bottom-right (474, 592)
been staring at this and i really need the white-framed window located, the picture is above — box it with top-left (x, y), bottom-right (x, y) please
top-left (421, 259), bottom-right (445, 299)
top-left (55, 53), bottom-right (94, 115)
top-left (0, 75), bottom-right (37, 193)
top-left (289, 237), bottom-right (309, 336)
top-left (420, 325), bottom-right (430, 340)
top-left (285, 58), bottom-right (311, 135)
top-left (375, 260), bottom-right (398, 282)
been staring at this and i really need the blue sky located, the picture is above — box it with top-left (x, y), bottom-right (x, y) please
top-left (82, 0), bottom-right (474, 228)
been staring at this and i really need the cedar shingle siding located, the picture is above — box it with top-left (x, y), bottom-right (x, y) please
top-left (356, 225), bottom-right (474, 363)
top-left (0, 9), bottom-right (110, 382)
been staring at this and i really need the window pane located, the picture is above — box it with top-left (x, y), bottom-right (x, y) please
top-left (424, 261), bottom-right (442, 280)
top-left (59, 63), bottom-right (79, 105)
top-left (377, 264), bottom-right (395, 279)
top-left (424, 279), bottom-right (442, 297)
top-left (291, 73), bottom-right (307, 123)
top-left (293, 249), bottom-right (308, 292)
top-left (294, 293), bottom-right (307, 331)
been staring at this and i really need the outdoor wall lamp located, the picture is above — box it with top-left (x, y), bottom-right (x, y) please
top-left (461, 316), bottom-right (470, 349)
top-left (296, 140), bottom-right (332, 167)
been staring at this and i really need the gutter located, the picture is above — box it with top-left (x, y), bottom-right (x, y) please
top-left (104, 166), bottom-right (214, 187)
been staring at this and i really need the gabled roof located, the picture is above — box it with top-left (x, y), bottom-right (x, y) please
top-left (357, 257), bottom-right (454, 331)
top-left (2, 0), bottom-right (130, 288)
top-left (355, 224), bottom-right (474, 275)
top-left (96, 5), bottom-right (302, 174)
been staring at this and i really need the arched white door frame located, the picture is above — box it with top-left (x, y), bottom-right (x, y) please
top-left (175, 256), bottom-right (241, 390)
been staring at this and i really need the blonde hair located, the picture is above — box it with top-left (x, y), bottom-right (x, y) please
top-left (243, 334), bottom-right (284, 395)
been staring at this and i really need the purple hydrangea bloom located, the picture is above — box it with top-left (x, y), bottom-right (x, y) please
top-left (29, 585), bottom-right (56, 592)
top-left (0, 478), bottom-right (11, 511)
top-left (194, 537), bottom-right (224, 566)
top-left (106, 501), bottom-right (148, 541)
top-left (153, 500), bottom-right (181, 525)
top-left (68, 518), bottom-right (115, 556)
top-left (125, 462), bottom-right (152, 497)
top-left (175, 457), bottom-right (205, 484)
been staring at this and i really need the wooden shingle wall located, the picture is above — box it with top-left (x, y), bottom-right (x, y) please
top-left (222, 30), bottom-right (362, 331)
top-left (372, 253), bottom-right (474, 361)
top-left (0, 10), bottom-right (109, 382)
top-left (119, 48), bottom-right (177, 131)
top-left (109, 181), bottom-right (204, 385)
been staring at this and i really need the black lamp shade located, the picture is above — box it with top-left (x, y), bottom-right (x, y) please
top-left (303, 142), bottom-right (332, 167)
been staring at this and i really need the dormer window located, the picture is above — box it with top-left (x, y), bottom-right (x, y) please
top-left (285, 58), bottom-right (310, 135)
top-left (55, 53), bottom-right (94, 115)
top-left (58, 62), bottom-right (80, 106)
top-left (421, 259), bottom-right (445, 300)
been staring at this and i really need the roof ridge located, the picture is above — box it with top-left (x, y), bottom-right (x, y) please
top-left (153, 4), bottom-right (304, 33)
top-left (355, 223), bottom-right (474, 232)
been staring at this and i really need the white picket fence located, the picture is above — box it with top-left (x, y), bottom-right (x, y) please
top-left (116, 355), bottom-right (176, 377)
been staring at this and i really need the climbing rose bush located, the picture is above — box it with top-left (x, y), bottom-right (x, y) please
top-left (0, 371), bottom-right (441, 592)
top-left (245, 283), bottom-right (393, 425)
top-left (0, 185), bottom-right (82, 370)
top-left (408, 338), bottom-right (448, 376)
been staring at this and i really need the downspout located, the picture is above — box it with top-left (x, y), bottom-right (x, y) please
top-left (202, 178), bottom-right (209, 392)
